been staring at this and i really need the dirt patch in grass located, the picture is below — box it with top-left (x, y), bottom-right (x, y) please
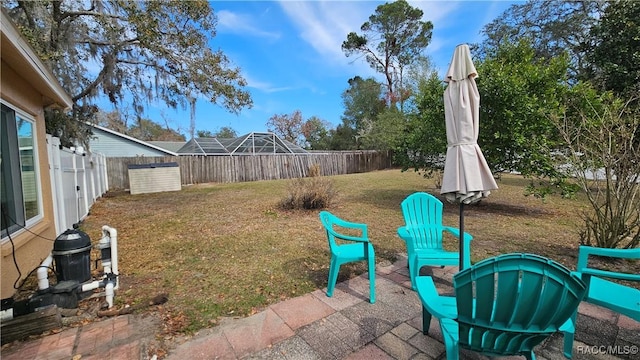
top-left (12, 169), bottom-right (639, 352)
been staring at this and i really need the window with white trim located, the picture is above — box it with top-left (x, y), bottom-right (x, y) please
top-left (1, 102), bottom-right (42, 239)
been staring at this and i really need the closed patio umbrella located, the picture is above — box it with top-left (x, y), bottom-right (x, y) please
top-left (440, 44), bottom-right (498, 270)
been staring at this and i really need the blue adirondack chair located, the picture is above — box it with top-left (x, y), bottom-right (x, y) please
top-left (416, 253), bottom-right (587, 360)
top-left (319, 211), bottom-right (375, 303)
top-left (563, 246), bottom-right (640, 358)
top-left (398, 192), bottom-right (473, 289)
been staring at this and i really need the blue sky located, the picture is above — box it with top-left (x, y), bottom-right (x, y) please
top-left (125, 1), bottom-right (521, 138)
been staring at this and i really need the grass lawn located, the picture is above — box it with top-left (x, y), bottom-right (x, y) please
top-left (79, 169), bottom-right (638, 334)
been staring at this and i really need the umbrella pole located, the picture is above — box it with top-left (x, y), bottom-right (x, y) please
top-left (459, 202), bottom-right (465, 271)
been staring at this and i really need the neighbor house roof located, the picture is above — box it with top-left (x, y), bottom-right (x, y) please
top-left (148, 141), bottom-right (187, 153)
top-left (1, 9), bottom-right (73, 110)
top-left (87, 123), bottom-right (179, 157)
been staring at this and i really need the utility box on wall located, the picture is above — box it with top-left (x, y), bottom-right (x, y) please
top-left (128, 162), bottom-right (181, 195)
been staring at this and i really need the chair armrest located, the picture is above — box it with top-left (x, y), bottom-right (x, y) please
top-left (399, 226), bottom-right (472, 243)
top-left (444, 226), bottom-right (473, 268)
top-left (443, 226), bottom-right (473, 243)
top-left (576, 246), bottom-right (640, 281)
top-left (397, 227), bottom-right (411, 242)
top-left (328, 217), bottom-right (369, 243)
top-left (334, 232), bottom-right (369, 243)
top-left (577, 246), bottom-right (640, 265)
top-left (580, 268), bottom-right (640, 282)
top-left (415, 276), bottom-right (457, 320)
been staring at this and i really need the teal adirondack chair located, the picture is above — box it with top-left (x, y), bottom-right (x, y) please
top-left (416, 253), bottom-right (587, 360)
top-left (398, 192), bottom-right (473, 289)
top-left (563, 246), bottom-right (640, 358)
top-left (319, 211), bottom-right (375, 303)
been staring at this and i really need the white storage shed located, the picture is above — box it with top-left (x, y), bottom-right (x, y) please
top-left (127, 162), bottom-right (181, 195)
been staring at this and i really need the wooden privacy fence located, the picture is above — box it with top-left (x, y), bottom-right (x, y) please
top-left (106, 150), bottom-right (393, 190)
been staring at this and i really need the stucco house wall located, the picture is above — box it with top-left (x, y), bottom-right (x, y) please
top-left (1, 10), bottom-right (73, 299)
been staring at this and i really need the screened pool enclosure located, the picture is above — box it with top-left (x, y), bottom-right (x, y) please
top-left (176, 132), bottom-right (309, 155)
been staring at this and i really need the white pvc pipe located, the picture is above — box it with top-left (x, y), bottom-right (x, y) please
top-left (33, 228), bottom-right (119, 310)
top-left (105, 282), bottom-right (114, 308)
top-left (0, 308), bottom-right (14, 322)
top-left (81, 281), bottom-right (101, 292)
top-left (37, 254), bottom-right (54, 290)
top-left (101, 225), bottom-right (119, 289)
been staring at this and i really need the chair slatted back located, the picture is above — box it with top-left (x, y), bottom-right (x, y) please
top-left (400, 192), bottom-right (445, 250)
top-left (454, 253), bottom-right (586, 356)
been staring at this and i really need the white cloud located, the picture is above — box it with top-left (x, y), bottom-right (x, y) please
top-left (278, 1), bottom-right (376, 75)
top-left (277, 0), bottom-right (475, 79)
top-left (216, 9), bottom-right (281, 40)
top-left (243, 73), bottom-right (295, 94)
top-left (408, 1), bottom-right (461, 26)
top-left (480, 1), bottom-right (511, 29)
top-left (406, 1), bottom-right (462, 59)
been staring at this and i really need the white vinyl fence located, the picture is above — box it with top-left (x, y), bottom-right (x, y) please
top-left (47, 135), bottom-right (108, 235)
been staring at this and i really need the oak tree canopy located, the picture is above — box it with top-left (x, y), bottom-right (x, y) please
top-left (3, 0), bottom-right (252, 144)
